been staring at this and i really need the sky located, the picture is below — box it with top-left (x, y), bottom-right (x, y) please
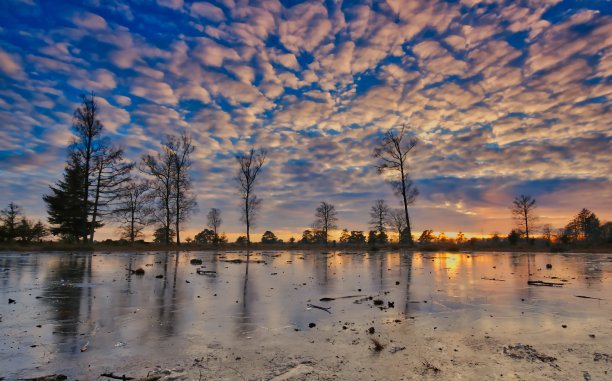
top-left (0, 0), bottom-right (611, 242)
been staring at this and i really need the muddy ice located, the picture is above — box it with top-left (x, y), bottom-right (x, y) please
top-left (1, 250), bottom-right (611, 380)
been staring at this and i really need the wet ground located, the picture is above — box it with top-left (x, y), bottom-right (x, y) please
top-left (1, 250), bottom-right (611, 380)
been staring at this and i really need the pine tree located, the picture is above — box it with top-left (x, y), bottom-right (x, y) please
top-left (43, 155), bottom-right (90, 242)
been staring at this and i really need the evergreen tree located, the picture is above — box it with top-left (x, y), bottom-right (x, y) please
top-left (43, 155), bottom-right (91, 242)
top-left (0, 202), bottom-right (21, 242)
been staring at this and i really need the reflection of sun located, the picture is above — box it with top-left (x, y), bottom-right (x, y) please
top-left (386, 252), bottom-right (400, 268)
top-left (413, 253), bottom-right (423, 267)
top-left (433, 253), bottom-right (464, 273)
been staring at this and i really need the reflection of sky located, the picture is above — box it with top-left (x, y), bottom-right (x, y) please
top-left (1, 250), bottom-right (611, 378)
top-left (0, 1), bottom-right (611, 240)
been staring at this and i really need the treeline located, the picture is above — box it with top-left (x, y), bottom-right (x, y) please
top-left (1, 93), bottom-right (610, 249)
top-left (38, 93), bottom-right (214, 245)
top-left (0, 202), bottom-right (47, 243)
top-left (2, 93), bottom-right (268, 247)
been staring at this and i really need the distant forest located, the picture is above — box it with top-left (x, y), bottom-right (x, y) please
top-left (1, 94), bottom-right (611, 249)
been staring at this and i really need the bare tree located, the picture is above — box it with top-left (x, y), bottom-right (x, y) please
top-left (511, 194), bottom-right (537, 242)
top-left (89, 146), bottom-right (133, 242)
top-left (112, 178), bottom-right (152, 242)
top-left (541, 224), bottom-right (553, 244)
top-left (167, 133), bottom-right (196, 245)
top-left (207, 208), bottom-right (223, 244)
top-left (314, 201), bottom-right (338, 245)
top-left (235, 147), bottom-right (267, 247)
top-left (369, 199), bottom-right (389, 236)
top-left (141, 133), bottom-right (196, 245)
top-left (387, 209), bottom-right (406, 243)
top-left (373, 125), bottom-right (418, 245)
top-left (141, 145), bottom-right (174, 245)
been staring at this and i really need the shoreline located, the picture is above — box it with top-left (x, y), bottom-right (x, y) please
top-left (1, 242), bottom-right (611, 254)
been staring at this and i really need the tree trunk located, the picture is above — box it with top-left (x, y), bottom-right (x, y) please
top-left (165, 193), bottom-right (171, 245)
top-left (130, 207), bottom-right (135, 243)
top-left (245, 195), bottom-right (250, 249)
top-left (89, 167), bottom-right (103, 243)
top-left (399, 164), bottom-right (413, 245)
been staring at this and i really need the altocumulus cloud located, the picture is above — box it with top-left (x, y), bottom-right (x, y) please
top-left (0, 0), bottom-right (610, 240)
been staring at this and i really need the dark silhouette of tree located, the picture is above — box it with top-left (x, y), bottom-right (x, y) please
top-left (349, 231), bottom-right (366, 244)
top-left (89, 146), bottom-right (133, 242)
top-left (301, 229), bottom-right (314, 243)
top-left (44, 92), bottom-right (130, 243)
top-left (0, 202), bottom-right (22, 242)
top-left (373, 125), bottom-right (418, 245)
top-left (367, 230), bottom-right (387, 244)
top-left (418, 229), bottom-right (434, 244)
top-left (141, 148), bottom-right (174, 245)
top-left (508, 229), bottom-right (522, 245)
top-left (600, 222), bottom-right (612, 243)
top-left (314, 201), bottom-right (338, 245)
top-left (29, 221), bottom-right (48, 242)
top-left (167, 133), bottom-right (196, 245)
top-left (112, 178), bottom-right (152, 242)
top-left (369, 199), bottom-right (389, 236)
top-left (367, 230), bottom-right (377, 244)
top-left (565, 208), bottom-right (600, 242)
top-left (207, 208), bottom-right (223, 244)
top-left (261, 230), bottom-right (278, 243)
top-left (511, 194), bottom-right (537, 242)
top-left (141, 133), bottom-right (196, 245)
top-left (235, 235), bottom-right (247, 244)
top-left (194, 228), bottom-right (216, 244)
top-left (154, 226), bottom-right (175, 243)
top-left (43, 154), bottom-right (90, 242)
top-left (541, 224), bottom-right (553, 245)
top-left (388, 209), bottom-right (406, 243)
top-left (235, 147), bottom-right (267, 248)
top-left (339, 229), bottom-right (350, 244)
top-left (72, 92), bottom-right (104, 242)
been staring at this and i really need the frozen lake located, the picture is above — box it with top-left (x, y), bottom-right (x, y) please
top-left (1, 250), bottom-right (611, 380)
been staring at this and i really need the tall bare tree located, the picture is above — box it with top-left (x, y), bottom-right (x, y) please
top-left (373, 125), bottom-right (418, 245)
top-left (369, 199), bottom-right (389, 236)
top-left (314, 201), bottom-right (338, 245)
top-left (167, 133), bottom-right (196, 245)
top-left (141, 144), bottom-right (174, 245)
top-left (89, 146), bottom-right (133, 242)
top-left (112, 178), bottom-right (152, 242)
top-left (511, 194), bottom-right (537, 242)
top-left (235, 148), bottom-right (267, 247)
top-left (141, 133), bottom-right (196, 245)
top-left (207, 208), bottom-right (223, 244)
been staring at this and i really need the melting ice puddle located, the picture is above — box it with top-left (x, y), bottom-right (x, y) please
top-left (0, 250), bottom-right (610, 379)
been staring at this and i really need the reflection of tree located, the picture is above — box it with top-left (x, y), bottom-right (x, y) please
top-left (367, 252), bottom-right (386, 290)
top-left (152, 251), bottom-right (181, 337)
top-left (402, 252), bottom-right (414, 314)
top-left (582, 254), bottom-right (603, 287)
top-left (235, 255), bottom-right (256, 337)
top-left (510, 253), bottom-right (521, 269)
top-left (42, 254), bottom-right (92, 354)
top-left (314, 252), bottom-right (330, 294)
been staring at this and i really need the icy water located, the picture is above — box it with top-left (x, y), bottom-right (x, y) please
top-left (1, 250), bottom-right (611, 379)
